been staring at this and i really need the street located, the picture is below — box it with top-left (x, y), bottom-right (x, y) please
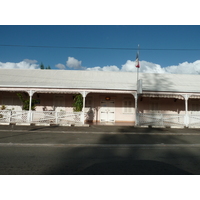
top-left (0, 125), bottom-right (200, 175)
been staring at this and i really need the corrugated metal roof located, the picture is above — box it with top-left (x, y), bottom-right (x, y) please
top-left (140, 73), bottom-right (200, 93)
top-left (0, 69), bottom-right (136, 90)
top-left (0, 69), bottom-right (200, 93)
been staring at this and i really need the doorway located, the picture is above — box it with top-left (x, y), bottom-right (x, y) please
top-left (100, 100), bottom-right (115, 122)
top-left (54, 95), bottom-right (65, 112)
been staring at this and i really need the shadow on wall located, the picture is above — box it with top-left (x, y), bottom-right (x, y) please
top-left (85, 107), bottom-right (95, 123)
top-left (137, 73), bottom-right (186, 121)
top-left (138, 73), bottom-right (175, 114)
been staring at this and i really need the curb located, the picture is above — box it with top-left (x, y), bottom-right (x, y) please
top-left (1, 143), bottom-right (200, 148)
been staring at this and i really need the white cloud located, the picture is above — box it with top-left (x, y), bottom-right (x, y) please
top-left (66, 57), bottom-right (85, 69)
top-left (140, 61), bottom-right (166, 73)
top-left (55, 63), bottom-right (66, 70)
top-left (86, 59), bottom-right (200, 75)
top-left (165, 60), bottom-right (200, 74)
top-left (86, 66), bottom-right (103, 71)
top-left (0, 60), bottom-right (39, 69)
top-left (121, 60), bottom-right (165, 73)
top-left (138, 60), bottom-right (200, 74)
top-left (102, 65), bottom-right (120, 71)
top-left (121, 60), bottom-right (136, 72)
top-left (2, 56), bottom-right (200, 75)
top-left (87, 65), bottom-right (119, 71)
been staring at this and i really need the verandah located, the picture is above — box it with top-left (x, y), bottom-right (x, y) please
top-left (1, 90), bottom-right (200, 127)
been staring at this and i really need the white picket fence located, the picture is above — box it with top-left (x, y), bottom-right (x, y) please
top-left (188, 115), bottom-right (200, 127)
top-left (1, 110), bottom-right (200, 127)
top-left (0, 110), bottom-right (82, 125)
top-left (32, 111), bottom-right (82, 124)
top-left (0, 110), bottom-right (12, 123)
top-left (138, 113), bottom-right (185, 127)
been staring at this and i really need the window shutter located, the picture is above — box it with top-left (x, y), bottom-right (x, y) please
top-left (123, 99), bottom-right (133, 113)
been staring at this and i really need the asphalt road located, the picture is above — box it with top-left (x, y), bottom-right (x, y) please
top-left (1, 125), bottom-right (200, 175)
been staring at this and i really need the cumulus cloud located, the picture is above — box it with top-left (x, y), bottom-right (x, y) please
top-left (86, 59), bottom-right (200, 75)
top-left (102, 65), bottom-right (120, 71)
top-left (55, 63), bottom-right (66, 70)
top-left (66, 57), bottom-right (85, 69)
top-left (120, 60), bottom-right (165, 73)
top-left (165, 60), bottom-right (200, 74)
top-left (2, 56), bottom-right (200, 75)
top-left (86, 66), bottom-right (102, 71)
top-left (138, 60), bottom-right (200, 74)
top-left (0, 60), bottom-right (39, 69)
top-left (121, 60), bottom-right (136, 72)
top-left (87, 65), bottom-right (119, 72)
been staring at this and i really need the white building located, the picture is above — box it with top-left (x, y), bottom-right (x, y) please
top-left (0, 69), bottom-right (200, 127)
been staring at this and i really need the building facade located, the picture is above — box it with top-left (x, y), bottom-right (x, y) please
top-left (0, 69), bottom-right (200, 127)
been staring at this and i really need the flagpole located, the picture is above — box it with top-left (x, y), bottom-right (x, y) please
top-left (135, 44), bottom-right (140, 126)
top-left (137, 44), bottom-right (140, 83)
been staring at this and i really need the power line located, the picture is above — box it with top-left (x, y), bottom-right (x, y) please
top-left (1, 44), bottom-right (200, 51)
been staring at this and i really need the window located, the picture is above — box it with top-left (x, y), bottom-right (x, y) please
top-left (1, 95), bottom-right (22, 111)
top-left (85, 98), bottom-right (94, 112)
top-left (190, 101), bottom-right (200, 114)
top-left (85, 98), bottom-right (92, 108)
top-left (2, 96), bottom-right (21, 106)
top-left (150, 102), bottom-right (159, 113)
top-left (54, 95), bottom-right (65, 112)
top-left (123, 99), bottom-right (133, 113)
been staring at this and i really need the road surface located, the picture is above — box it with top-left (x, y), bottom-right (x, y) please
top-left (0, 126), bottom-right (200, 174)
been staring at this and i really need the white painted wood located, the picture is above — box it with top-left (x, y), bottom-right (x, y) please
top-left (100, 101), bottom-right (115, 122)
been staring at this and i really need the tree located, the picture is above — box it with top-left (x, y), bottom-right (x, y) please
top-left (73, 94), bottom-right (83, 112)
top-left (17, 93), bottom-right (37, 110)
top-left (40, 63), bottom-right (45, 69)
top-left (40, 63), bottom-right (51, 70)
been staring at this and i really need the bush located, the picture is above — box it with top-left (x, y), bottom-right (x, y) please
top-left (73, 94), bottom-right (83, 112)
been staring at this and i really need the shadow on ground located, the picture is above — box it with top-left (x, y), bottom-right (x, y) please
top-left (1, 125), bottom-right (200, 175)
top-left (75, 159), bottom-right (192, 175)
top-left (43, 126), bottom-right (199, 175)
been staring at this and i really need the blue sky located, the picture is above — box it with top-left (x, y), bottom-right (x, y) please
top-left (1, 25), bottom-right (200, 73)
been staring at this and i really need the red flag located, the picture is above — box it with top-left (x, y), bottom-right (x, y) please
top-left (135, 53), bottom-right (140, 68)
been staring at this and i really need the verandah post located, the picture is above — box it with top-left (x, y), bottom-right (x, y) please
top-left (81, 91), bottom-right (86, 124)
top-left (183, 94), bottom-right (190, 127)
top-left (8, 110), bottom-right (11, 123)
top-left (55, 111), bottom-right (58, 124)
top-left (28, 90), bottom-right (35, 123)
top-left (133, 93), bottom-right (138, 126)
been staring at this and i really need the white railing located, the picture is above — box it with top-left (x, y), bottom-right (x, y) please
top-left (31, 111), bottom-right (82, 124)
top-left (32, 111), bottom-right (56, 124)
top-left (138, 113), bottom-right (185, 127)
top-left (11, 111), bottom-right (29, 123)
top-left (0, 110), bottom-right (11, 123)
top-left (0, 110), bottom-right (83, 125)
top-left (2, 111), bottom-right (200, 127)
top-left (188, 114), bottom-right (200, 127)
top-left (57, 111), bottom-right (82, 124)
